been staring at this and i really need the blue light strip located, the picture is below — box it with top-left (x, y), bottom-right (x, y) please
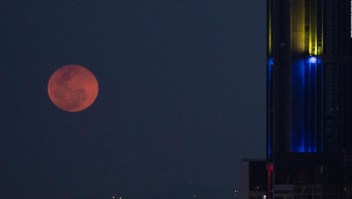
top-left (267, 57), bottom-right (273, 158)
top-left (291, 57), bottom-right (319, 152)
top-left (291, 59), bottom-right (306, 152)
top-left (307, 56), bottom-right (319, 152)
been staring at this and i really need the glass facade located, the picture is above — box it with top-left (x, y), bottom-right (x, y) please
top-left (267, 0), bottom-right (352, 198)
top-left (267, 0), bottom-right (352, 158)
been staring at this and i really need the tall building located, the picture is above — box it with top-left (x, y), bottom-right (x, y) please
top-left (267, 0), bottom-right (352, 198)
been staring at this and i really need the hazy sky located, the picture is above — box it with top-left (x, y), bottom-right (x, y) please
top-left (0, 0), bottom-right (266, 198)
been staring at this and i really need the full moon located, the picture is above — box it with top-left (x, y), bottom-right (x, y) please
top-left (48, 65), bottom-right (99, 112)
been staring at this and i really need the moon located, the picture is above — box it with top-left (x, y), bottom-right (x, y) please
top-left (48, 65), bottom-right (99, 112)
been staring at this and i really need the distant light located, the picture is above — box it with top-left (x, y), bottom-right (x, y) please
top-left (268, 57), bottom-right (274, 65)
top-left (263, 195), bottom-right (267, 199)
top-left (308, 56), bottom-right (317, 63)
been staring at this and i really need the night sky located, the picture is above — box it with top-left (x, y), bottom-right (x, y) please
top-left (0, 0), bottom-right (265, 198)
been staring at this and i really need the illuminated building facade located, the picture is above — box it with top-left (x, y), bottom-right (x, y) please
top-left (267, 0), bottom-right (352, 198)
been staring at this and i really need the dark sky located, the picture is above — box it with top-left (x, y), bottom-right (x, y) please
top-left (0, 0), bottom-right (266, 198)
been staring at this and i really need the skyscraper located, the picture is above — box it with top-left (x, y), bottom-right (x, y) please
top-left (267, 0), bottom-right (352, 198)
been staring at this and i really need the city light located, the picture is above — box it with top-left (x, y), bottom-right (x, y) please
top-left (308, 56), bottom-right (317, 64)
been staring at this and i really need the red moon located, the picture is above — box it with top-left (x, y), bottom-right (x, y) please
top-left (48, 65), bottom-right (98, 112)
